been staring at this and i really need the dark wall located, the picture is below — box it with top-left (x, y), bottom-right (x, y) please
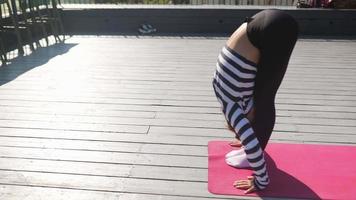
top-left (61, 8), bottom-right (356, 36)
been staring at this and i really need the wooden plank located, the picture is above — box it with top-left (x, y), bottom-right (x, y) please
top-left (0, 136), bottom-right (142, 153)
top-left (0, 107), bottom-right (156, 119)
top-left (4, 79), bottom-right (356, 92)
top-left (1, 88), bottom-right (356, 102)
top-left (0, 136), bottom-right (207, 156)
top-left (2, 131), bottom-right (354, 159)
top-left (0, 102), bottom-right (222, 114)
top-left (1, 83), bottom-right (356, 96)
top-left (148, 125), bottom-right (356, 137)
top-left (270, 132), bottom-right (356, 145)
top-left (1, 98), bottom-right (351, 115)
top-left (2, 122), bottom-right (354, 148)
top-left (0, 170), bottom-right (218, 199)
top-left (0, 185), bottom-right (122, 200)
top-left (0, 92), bottom-right (355, 111)
top-left (276, 104), bottom-right (356, 113)
top-left (157, 110), bottom-right (356, 121)
top-left (1, 102), bottom-right (355, 123)
top-left (0, 185), bottom-right (235, 200)
top-left (0, 146), bottom-right (207, 168)
top-left (0, 119), bottom-right (149, 134)
top-left (0, 91), bottom-right (355, 107)
top-left (0, 157), bottom-right (206, 182)
top-left (276, 117), bottom-right (356, 127)
top-left (2, 69), bottom-right (356, 83)
top-left (0, 131), bottom-right (353, 167)
top-left (0, 111), bottom-right (355, 133)
top-left (276, 110), bottom-right (356, 120)
top-left (0, 96), bottom-right (355, 112)
top-left (0, 157), bottom-right (132, 178)
top-left (0, 127), bottom-right (213, 146)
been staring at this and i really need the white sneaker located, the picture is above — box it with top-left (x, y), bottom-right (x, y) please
top-left (225, 151), bottom-right (251, 169)
top-left (225, 148), bottom-right (245, 159)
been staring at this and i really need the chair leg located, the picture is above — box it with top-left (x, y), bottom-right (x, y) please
top-left (33, 16), bottom-right (50, 47)
top-left (3, 53), bottom-right (7, 62)
top-left (7, 1), bottom-right (25, 55)
top-left (0, 51), bottom-right (4, 65)
top-left (55, 9), bottom-right (65, 41)
top-left (51, 0), bottom-right (65, 42)
top-left (31, 2), bottom-right (50, 46)
top-left (16, 0), bottom-right (36, 52)
top-left (26, 27), bottom-right (36, 52)
top-left (1, 53), bottom-right (7, 64)
top-left (0, 41), bottom-right (7, 65)
top-left (0, 55), bottom-right (4, 65)
top-left (37, 13), bottom-right (50, 46)
top-left (14, 27), bottom-right (25, 55)
top-left (51, 18), bottom-right (60, 43)
top-left (47, 8), bottom-right (60, 43)
top-left (41, 24), bottom-right (50, 46)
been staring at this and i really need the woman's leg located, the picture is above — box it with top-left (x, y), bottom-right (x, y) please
top-left (225, 9), bottom-right (299, 151)
top-left (247, 9), bottom-right (299, 150)
top-left (222, 21), bottom-right (261, 168)
top-left (224, 22), bottom-right (260, 148)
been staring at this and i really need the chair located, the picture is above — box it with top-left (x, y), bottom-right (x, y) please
top-left (49, 0), bottom-right (65, 41)
top-left (30, 0), bottom-right (65, 43)
top-left (0, 36), bottom-right (7, 64)
top-left (11, 0), bottom-right (39, 51)
top-left (18, 0), bottom-right (49, 47)
top-left (0, 0), bottom-right (26, 55)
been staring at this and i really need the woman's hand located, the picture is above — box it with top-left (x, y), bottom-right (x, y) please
top-left (233, 176), bottom-right (257, 194)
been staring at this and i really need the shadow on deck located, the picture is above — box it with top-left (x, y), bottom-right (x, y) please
top-left (0, 43), bottom-right (77, 87)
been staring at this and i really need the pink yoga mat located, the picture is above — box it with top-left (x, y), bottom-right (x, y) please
top-left (208, 141), bottom-right (356, 200)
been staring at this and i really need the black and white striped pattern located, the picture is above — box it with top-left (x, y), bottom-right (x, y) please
top-left (212, 45), bottom-right (269, 190)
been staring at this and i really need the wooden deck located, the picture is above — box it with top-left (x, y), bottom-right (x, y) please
top-left (0, 36), bottom-right (355, 199)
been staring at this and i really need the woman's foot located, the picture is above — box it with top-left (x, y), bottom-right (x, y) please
top-left (225, 148), bottom-right (245, 158)
top-left (225, 150), bottom-right (251, 169)
top-left (229, 139), bottom-right (242, 147)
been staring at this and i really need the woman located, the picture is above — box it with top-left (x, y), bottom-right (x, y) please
top-left (212, 9), bottom-right (299, 193)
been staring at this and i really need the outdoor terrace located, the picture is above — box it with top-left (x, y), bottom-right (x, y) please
top-left (1, 2), bottom-right (356, 199)
top-left (0, 35), bottom-right (355, 199)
